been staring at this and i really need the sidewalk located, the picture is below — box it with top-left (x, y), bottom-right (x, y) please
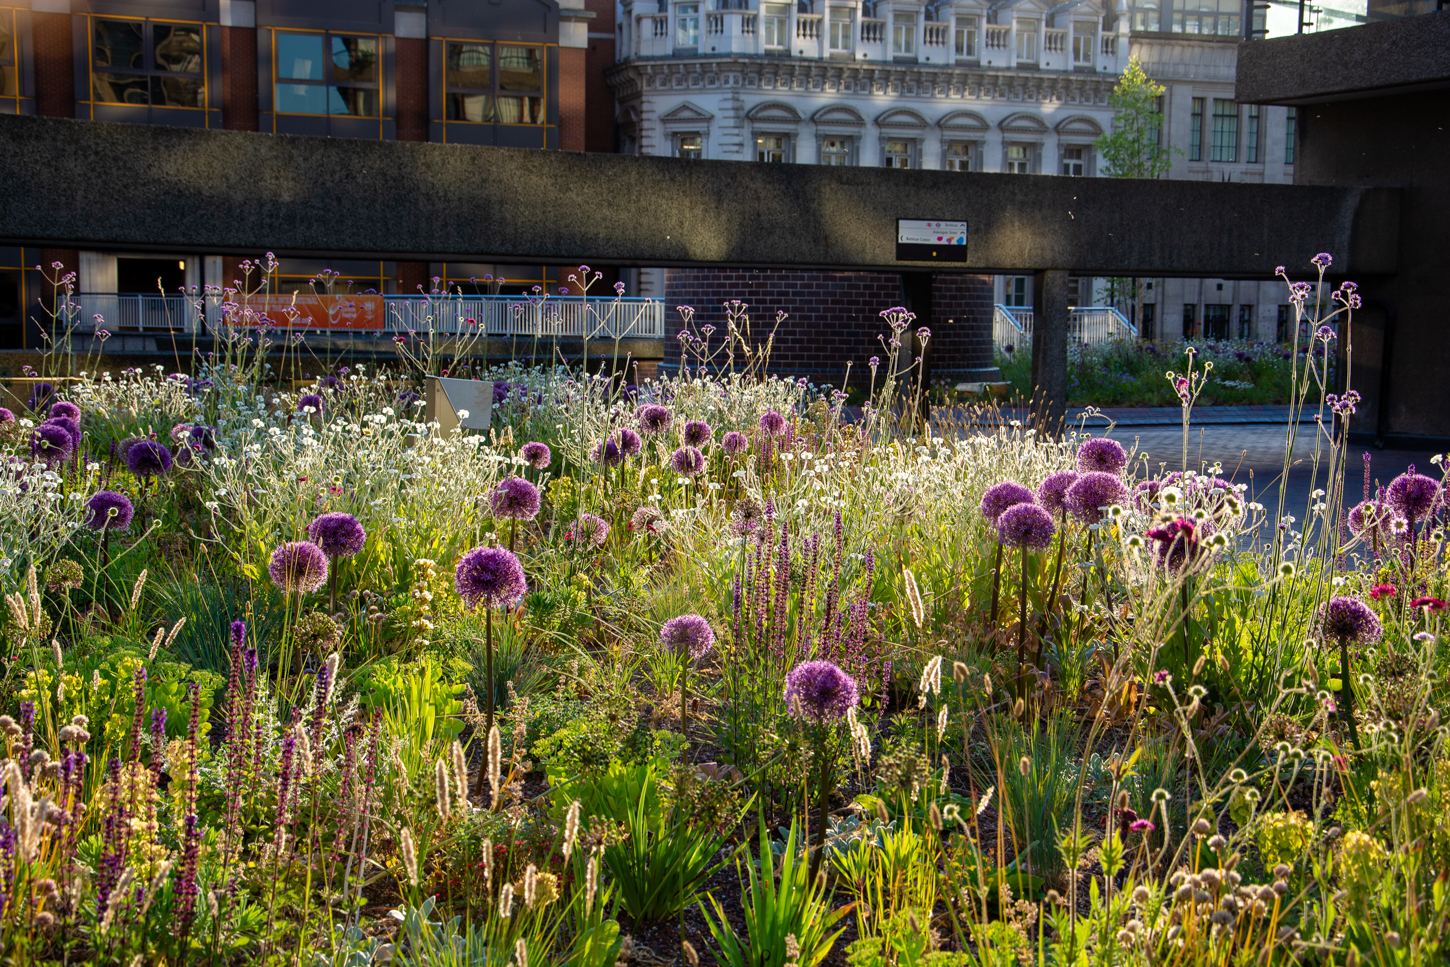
top-left (995, 405), bottom-right (1309, 427)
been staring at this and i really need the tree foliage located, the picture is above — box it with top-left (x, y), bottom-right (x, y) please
top-left (1095, 55), bottom-right (1174, 180)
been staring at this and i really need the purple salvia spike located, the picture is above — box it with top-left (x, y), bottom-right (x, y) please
top-left (128, 667), bottom-right (147, 762)
top-left (149, 707), bottom-right (167, 774)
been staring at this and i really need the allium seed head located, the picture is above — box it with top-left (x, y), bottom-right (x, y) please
top-left (30, 423), bottom-right (74, 465)
top-left (758, 410), bottom-right (787, 437)
top-left (661, 614), bottom-right (715, 659)
top-left (48, 401), bottom-right (81, 422)
top-left (980, 481), bottom-right (1035, 525)
top-left (671, 445), bottom-right (706, 477)
top-left (1076, 437), bottom-right (1129, 474)
top-left (1036, 470), bottom-right (1080, 517)
top-left (1385, 473), bottom-right (1439, 523)
top-left (85, 490), bottom-right (134, 532)
top-left (307, 512), bottom-right (367, 560)
top-left (996, 502), bottom-right (1056, 551)
top-left (519, 441), bottom-right (552, 470)
top-left (1066, 472), bottom-right (1130, 524)
top-left (784, 660), bottom-right (860, 723)
top-left (637, 404), bottom-right (672, 435)
top-left (568, 513), bottom-right (610, 547)
top-left (297, 393), bottom-right (325, 414)
top-left (490, 477), bottom-right (542, 521)
top-left (125, 440), bottom-right (172, 477)
top-left (721, 431), bottom-right (748, 457)
top-left (683, 420), bottom-right (713, 448)
top-left (1318, 596), bottom-right (1382, 645)
top-left (614, 427), bottom-right (643, 457)
top-left (268, 541), bottom-right (329, 594)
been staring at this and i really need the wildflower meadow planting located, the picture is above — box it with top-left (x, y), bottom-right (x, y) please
top-left (1, 258), bottom-right (1448, 966)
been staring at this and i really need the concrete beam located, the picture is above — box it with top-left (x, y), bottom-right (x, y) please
top-left (0, 115), bottom-right (1400, 278)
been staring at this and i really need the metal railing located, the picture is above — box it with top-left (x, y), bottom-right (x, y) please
top-left (992, 304), bottom-right (1139, 352)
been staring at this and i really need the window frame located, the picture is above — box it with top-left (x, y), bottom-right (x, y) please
top-left (954, 16), bottom-right (978, 58)
top-left (1285, 107), bottom-right (1297, 165)
top-left (1004, 276), bottom-right (1031, 308)
top-left (755, 132), bottom-right (791, 163)
top-left (1071, 21), bottom-right (1095, 65)
top-left (1189, 97), bottom-right (1204, 162)
top-left (1237, 304), bottom-right (1254, 340)
top-left (1182, 303), bottom-right (1197, 339)
top-left (676, 2), bottom-right (701, 49)
top-left (441, 40), bottom-right (547, 127)
top-left (1015, 19), bottom-right (1038, 61)
top-left (90, 15), bottom-right (207, 110)
top-left (882, 138), bottom-right (915, 168)
top-left (1060, 144), bottom-right (1089, 176)
top-left (892, 10), bottom-right (916, 55)
top-left (675, 132), bottom-right (704, 159)
top-left (273, 28), bottom-right (382, 119)
top-left (762, 3), bottom-right (791, 48)
top-left (0, 8), bottom-right (20, 103)
top-left (820, 135), bottom-right (855, 166)
top-left (1245, 103), bottom-right (1260, 164)
top-left (943, 140), bottom-right (978, 171)
top-left (828, 6), bottom-right (854, 52)
top-left (1005, 142), bottom-right (1035, 174)
top-left (1210, 98), bottom-right (1238, 163)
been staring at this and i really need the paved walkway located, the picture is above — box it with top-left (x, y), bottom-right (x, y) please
top-left (999, 404), bottom-right (1311, 427)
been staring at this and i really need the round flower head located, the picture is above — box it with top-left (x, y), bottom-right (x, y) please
top-left (0, 408), bottom-right (13, 425)
top-left (125, 440), bottom-right (173, 478)
top-left (997, 503), bottom-right (1056, 551)
top-left (731, 496), bottom-right (764, 536)
top-left (85, 490), bottom-right (135, 532)
top-left (661, 614), bottom-right (715, 660)
top-left (630, 505), bottom-right (665, 535)
top-left (1347, 499), bottom-right (1403, 540)
top-left (637, 404), bottom-right (673, 436)
top-left (671, 445), bottom-right (706, 477)
top-left (48, 401), bottom-right (81, 422)
top-left (307, 512), bottom-right (367, 559)
top-left (568, 513), bottom-right (610, 547)
top-left (980, 481), bottom-right (1035, 524)
top-left (758, 411), bottom-right (787, 438)
top-left (683, 420), bottom-right (713, 448)
top-left (589, 436), bottom-right (624, 468)
top-left (784, 660), bottom-right (860, 723)
top-left (1036, 470), bottom-right (1080, 517)
top-left (1076, 437), bottom-right (1128, 475)
top-left (174, 445), bottom-right (202, 468)
top-left (1318, 596), bottom-right (1382, 645)
top-left (188, 425), bottom-right (216, 451)
top-left (490, 477), bottom-right (541, 521)
top-left (1065, 472), bottom-right (1130, 524)
top-left (614, 427), bottom-right (643, 457)
top-left (455, 545), bottom-right (527, 610)
top-left (1145, 516), bottom-right (1209, 572)
top-left (268, 541), bottom-right (329, 594)
top-left (721, 431), bottom-right (748, 458)
top-left (519, 441), bottom-right (552, 470)
top-left (30, 423), bottom-right (74, 465)
top-left (297, 393), bottom-right (325, 414)
top-left (44, 415), bottom-right (80, 447)
top-left (27, 382), bottom-right (54, 411)
top-left (117, 436), bottom-right (146, 462)
top-left (1385, 473), bottom-right (1439, 523)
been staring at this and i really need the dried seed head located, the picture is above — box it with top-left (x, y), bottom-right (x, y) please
top-left (400, 827), bottom-right (418, 887)
top-left (563, 799), bottom-right (582, 860)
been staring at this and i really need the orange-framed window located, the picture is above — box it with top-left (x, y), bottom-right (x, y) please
top-left (90, 15), bottom-right (206, 108)
top-left (274, 29), bottom-right (380, 117)
top-left (0, 8), bottom-right (20, 104)
top-left (444, 41), bottom-right (545, 125)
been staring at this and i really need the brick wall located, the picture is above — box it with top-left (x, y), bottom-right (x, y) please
top-left (661, 268), bottom-right (995, 386)
top-left (221, 26), bottom-right (259, 131)
top-left (32, 12), bottom-right (74, 118)
top-left (557, 46), bottom-right (586, 152)
top-left (583, 0), bottom-right (617, 153)
top-left (395, 37), bottom-right (427, 142)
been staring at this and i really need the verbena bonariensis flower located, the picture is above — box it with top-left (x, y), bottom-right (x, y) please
top-left (1385, 472), bottom-right (1439, 524)
top-left (1076, 437), bottom-right (1128, 475)
top-left (1347, 499), bottom-right (1403, 539)
top-left (490, 477), bottom-right (541, 521)
top-left (1146, 516), bottom-right (1206, 572)
top-left (630, 505), bottom-right (664, 535)
top-left (297, 393), bottom-right (325, 414)
top-left (269, 541), bottom-right (329, 594)
top-left (980, 481), bottom-right (1035, 524)
top-left (784, 660), bottom-right (859, 723)
top-left (85, 491), bottom-right (135, 532)
top-left (1066, 472), bottom-right (1130, 524)
top-left (1036, 470), bottom-right (1080, 517)
top-left (1318, 596), bottom-right (1382, 644)
top-left (996, 503), bottom-right (1056, 551)
top-left (567, 513), bottom-right (610, 546)
top-left (125, 440), bottom-right (173, 478)
top-left (721, 431), bottom-right (748, 457)
top-left (590, 437), bottom-right (623, 467)
top-left (615, 427), bottom-right (643, 457)
top-left (758, 411), bottom-right (787, 438)
top-left (49, 401), bottom-right (81, 422)
top-left (638, 404), bottom-right (672, 436)
top-left (307, 512), bottom-right (367, 559)
top-left (455, 546), bottom-right (527, 610)
top-left (661, 614), bottom-right (715, 659)
top-left (31, 423), bottom-right (74, 465)
top-left (520, 441), bottom-right (552, 470)
top-left (671, 445), bottom-right (706, 477)
top-left (683, 420), bottom-right (713, 448)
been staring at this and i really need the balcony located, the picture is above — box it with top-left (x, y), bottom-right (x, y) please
top-left (992, 305), bottom-right (1139, 351)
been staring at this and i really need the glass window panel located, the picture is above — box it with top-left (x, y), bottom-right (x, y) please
top-left (94, 20), bottom-right (144, 71)
top-left (496, 96), bottom-right (543, 124)
top-left (893, 11), bottom-right (916, 53)
top-left (677, 133), bottom-right (703, 158)
top-left (448, 93), bottom-right (496, 122)
top-left (276, 33), bottom-right (324, 81)
top-left (329, 85), bottom-right (377, 116)
top-left (945, 142), bottom-right (973, 171)
top-left (0, 66), bottom-right (13, 98)
top-left (151, 74), bottom-right (203, 107)
top-left (94, 72), bottom-right (150, 105)
top-left (822, 137), bottom-right (851, 164)
top-left (331, 36), bottom-right (377, 83)
top-left (447, 43), bottom-right (492, 90)
top-left (498, 47), bottom-right (542, 92)
top-left (276, 82), bottom-right (328, 114)
top-left (153, 24), bottom-right (202, 73)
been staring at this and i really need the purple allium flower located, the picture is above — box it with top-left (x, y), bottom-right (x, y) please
top-left (1347, 499), bottom-right (1403, 540)
top-left (568, 513), bottom-right (610, 547)
top-left (125, 440), bottom-right (173, 478)
top-left (44, 415), bottom-right (81, 448)
top-left (683, 420), bottom-right (713, 448)
top-left (268, 541), bottom-right (329, 594)
top-left (26, 382), bottom-right (54, 411)
top-left (1145, 516), bottom-right (1207, 572)
top-left (630, 505), bottom-right (664, 535)
top-left (490, 477), bottom-right (541, 521)
top-left (638, 404), bottom-right (673, 436)
top-left (758, 411), bottom-right (787, 438)
top-left (188, 425), bottom-right (216, 451)
top-left (671, 445), bottom-right (706, 477)
top-left (455, 545), bottom-right (527, 610)
top-left (319, 375), bottom-right (342, 392)
top-left (1076, 437), bottom-right (1128, 475)
top-left (661, 614), bottom-right (715, 660)
top-left (520, 441), bottom-right (552, 470)
top-left (1317, 596), bottom-right (1382, 645)
top-left (615, 427), bottom-right (643, 457)
top-left (1036, 470), bottom-right (1080, 517)
top-left (48, 401), bottom-right (81, 422)
top-left (784, 660), bottom-right (860, 723)
top-left (1385, 473), bottom-right (1439, 524)
top-left (307, 512), bottom-right (367, 559)
top-left (980, 481), bottom-right (1035, 525)
top-left (721, 431), bottom-right (748, 458)
top-left (31, 423), bottom-right (75, 465)
top-left (297, 393), bottom-right (325, 414)
top-left (85, 490), bottom-right (135, 532)
top-left (590, 436), bottom-right (624, 467)
top-left (0, 408), bottom-right (13, 425)
top-left (997, 503), bottom-right (1056, 551)
top-left (1065, 472), bottom-right (1131, 524)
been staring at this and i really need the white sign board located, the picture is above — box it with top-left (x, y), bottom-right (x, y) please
top-left (897, 220), bottom-right (967, 246)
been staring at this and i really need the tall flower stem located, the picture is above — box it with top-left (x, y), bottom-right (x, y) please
top-left (473, 607), bottom-right (496, 799)
top-left (680, 656), bottom-right (691, 750)
top-left (1041, 522), bottom-right (1068, 664)
top-left (1180, 579), bottom-right (1192, 669)
top-left (1340, 637), bottom-right (1357, 744)
top-left (989, 542), bottom-right (1003, 627)
top-left (1017, 548), bottom-right (1030, 693)
top-left (807, 725), bottom-right (832, 886)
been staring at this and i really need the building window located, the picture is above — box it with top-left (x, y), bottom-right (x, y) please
top-left (676, 133), bottom-right (703, 158)
top-left (1182, 303), bottom-right (1196, 338)
top-left (1131, 1), bottom-right (1161, 31)
top-left (892, 11), bottom-right (916, 55)
top-left (944, 141), bottom-right (976, 171)
top-left (1245, 104), bottom-right (1260, 163)
top-left (829, 7), bottom-right (853, 52)
top-left (883, 139), bottom-right (913, 168)
top-left (954, 16), bottom-right (978, 57)
top-left (1237, 304), bottom-right (1254, 339)
top-left (763, 3), bottom-right (790, 48)
top-left (1189, 97), bottom-right (1203, 161)
top-left (2, 11), bottom-right (21, 100)
top-left (676, 3), bottom-right (700, 48)
top-left (445, 43), bottom-right (545, 124)
top-left (1006, 143), bottom-right (1033, 174)
top-left (1140, 302), bottom-right (1156, 340)
top-left (821, 136), bottom-right (853, 165)
top-left (1015, 20), bottom-right (1038, 61)
top-left (1004, 277), bottom-right (1030, 307)
top-left (1061, 145), bottom-right (1087, 176)
top-left (276, 31), bottom-right (379, 117)
top-left (1210, 99), bottom-right (1238, 163)
top-left (1285, 107), bottom-right (1297, 164)
top-left (1203, 303), bottom-right (1230, 339)
top-left (92, 18), bottom-right (205, 108)
top-left (1072, 22), bottom-right (1095, 65)
top-left (756, 134), bottom-right (789, 162)
top-left (1276, 304), bottom-right (1290, 342)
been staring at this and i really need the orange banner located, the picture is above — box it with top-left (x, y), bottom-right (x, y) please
top-left (231, 294), bottom-right (386, 331)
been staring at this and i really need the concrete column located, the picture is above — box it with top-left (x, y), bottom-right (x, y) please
top-left (1029, 268), bottom-right (1069, 438)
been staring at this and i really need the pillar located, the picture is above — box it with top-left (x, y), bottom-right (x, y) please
top-left (220, 1), bottom-right (259, 131)
top-left (1029, 269), bottom-right (1070, 439)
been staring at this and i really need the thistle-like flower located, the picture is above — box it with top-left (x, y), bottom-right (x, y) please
top-left (85, 491), bottom-right (135, 532)
top-left (490, 477), bottom-right (542, 521)
top-left (268, 542), bottom-right (329, 594)
top-left (455, 546), bottom-right (527, 610)
top-left (671, 445), bottom-right (706, 477)
top-left (1076, 437), bottom-right (1128, 475)
top-left (519, 441), bottom-right (552, 470)
top-left (996, 503), bottom-right (1056, 551)
top-left (980, 481), bottom-right (1034, 525)
top-left (1318, 597), bottom-right (1382, 645)
top-left (307, 512), bottom-right (367, 559)
top-left (784, 660), bottom-right (859, 723)
top-left (661, 614), bottom-right (715, 660)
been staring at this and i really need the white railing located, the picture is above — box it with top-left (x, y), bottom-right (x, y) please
top-left (706, 12), bottom-right (724, 34)
top-left (65, 293), bottom-right (666, 340)
top-left (993, 304), bottom-right (1030, 352)
top-left (924, 22), bottom-right (949, 46)
top-left (796, 13), bottom-right (821, 40)
top-left (992, 304), bottom-right (1139, 352)
top-left (1044, 29), bottom-right (1067, 53)
top-left (861, 19), bottom-right (885, 43)
top-left (1101, 34), bottom-right (1118, 56)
